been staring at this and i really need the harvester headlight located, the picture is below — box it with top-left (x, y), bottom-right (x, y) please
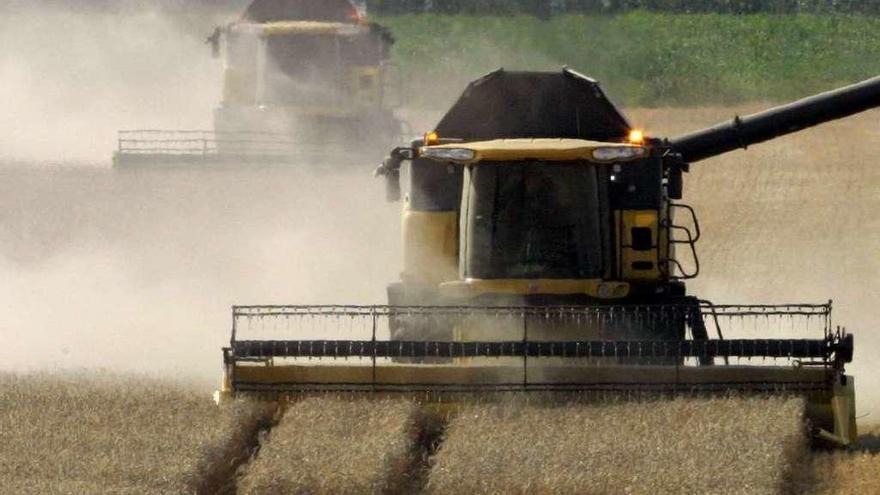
top-left (592, 146), bottom-right (647, 162)
top-left (628, 129), bottom-right (645, 144)
top-left (420, 147), bottom-right (476, 162)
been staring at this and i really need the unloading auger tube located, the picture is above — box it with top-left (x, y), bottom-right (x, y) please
top-left (217, 303), bottom-right (857, 446)
top-left (670, 74), bottom-right (880, 162)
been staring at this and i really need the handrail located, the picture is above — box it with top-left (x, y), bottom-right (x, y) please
top-left (115, 129), bottom-right (348, 157)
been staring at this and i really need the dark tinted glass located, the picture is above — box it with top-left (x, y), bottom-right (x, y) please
top-left (409, 159), bottom-right (463, 211)
top-left (465, 162), bottom-right (603, 279)
top-left (265, 36), bottom-right (339, 104)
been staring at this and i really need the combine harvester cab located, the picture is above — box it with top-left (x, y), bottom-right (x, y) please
top-left (219, 68), bottom-right (880, 447)
top-left (114, 0), bottom-right (402, 168)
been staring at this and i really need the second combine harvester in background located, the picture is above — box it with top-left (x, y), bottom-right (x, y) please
top-left (114, 0), bottom-right (402, 167)
top-left (220, 68), bottom-right (880, 447)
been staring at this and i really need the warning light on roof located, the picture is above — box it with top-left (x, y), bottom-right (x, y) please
top-left (628, 129), bottom-right (645, 144)
top-left (347, 7), bottom-right (366, 24)
top-left (425, 131), bottom-right (440, 145)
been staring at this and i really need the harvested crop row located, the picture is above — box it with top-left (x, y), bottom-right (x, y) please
top-left (800, 451), bottom-right (880, 494)
top-left (791, 425), bottom-right (880, 495)
top-left (239, 397), bottom-right (421, 495)
top-left (0, 372), bottom-right (274, 495)
top-left (428, 397), bottom-right (807, 495)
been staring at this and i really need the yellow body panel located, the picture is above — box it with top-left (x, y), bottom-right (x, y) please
top-left (231, 362), bottom-right (830, 388)
top-left (401, 209), bottom-right (458, 286)
top-left (349, 66), bottom-right (381, 105)
top-left (831, 376), bottom-right (857, 445)
top-left (438, 278), bottom-right (630, 299)
top-left (260, 21), bottom-right (365, 37)
top-left (222, 68), bottom-right (256, 105)
top-left (619, 210), bottom-right (662, 280)
top-left (222, 363), bottom-right (856, 445)
top-left (422, 138), bottom-right (645, 164)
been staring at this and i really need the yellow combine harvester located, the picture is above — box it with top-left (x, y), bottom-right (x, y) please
top-left (115, 0), bottom-right (401, 167)
top-left (218, 68), bottom-right (880, 447)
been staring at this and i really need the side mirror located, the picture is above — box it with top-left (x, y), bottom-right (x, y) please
top-left (374, 147), bottom-right (412, 203)
top-left (385, 167), bottom-right (401, 202)
top-left (667, 161), bottom-right (688, 200)
top-left (206, 27), bottom-right (222, 59)
top-left (668, 167), bottom-right (683, 200)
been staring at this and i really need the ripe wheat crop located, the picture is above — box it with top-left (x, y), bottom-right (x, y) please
top-left (428, 397), bottom-right (807, 495)
top-left (0, 372), bottom-right (274, 494)
top-left (791, 425), bottom-right (880, 495)
top-left (239, 396), bottom-right (421, 495)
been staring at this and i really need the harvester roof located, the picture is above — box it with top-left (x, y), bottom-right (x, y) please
top-left (420, 138), bottom-right (647, 164)
top-left (434, 68), bottom-right (632, 142)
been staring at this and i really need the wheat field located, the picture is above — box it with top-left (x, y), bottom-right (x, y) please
top-left (3, 373), bottom-right (880, 493)
top-left (239, 397), bottom-right (421, 495)
top-left (0, 372), bottom-right (274, 495)
top-left (428, 397), bottom-right (808, 495)
top-left (801, 425), bottom-right (880, 494)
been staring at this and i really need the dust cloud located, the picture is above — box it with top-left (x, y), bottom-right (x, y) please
top-left (0, 167), bottom-right (400, 388)
top-left (0, 3), bottom-right (401, 389)
top-left (0, 3), bottom-right (231, 164)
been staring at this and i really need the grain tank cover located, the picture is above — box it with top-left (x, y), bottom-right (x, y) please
top-left (434, 68), bottom-right (632, 142)
top-left (243, 0), bottom-right (361, 23)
